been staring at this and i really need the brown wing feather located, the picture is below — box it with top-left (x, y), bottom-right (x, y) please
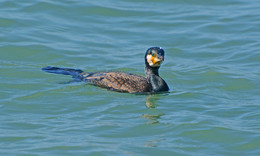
top-left (82, 72), bottom-right (152, 93)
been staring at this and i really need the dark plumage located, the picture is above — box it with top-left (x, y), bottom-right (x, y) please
top-left (42, 47), bottom-right (169, 93)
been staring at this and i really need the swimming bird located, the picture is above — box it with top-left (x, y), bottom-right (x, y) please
top-left (42, 47), bottom-right (169, 93)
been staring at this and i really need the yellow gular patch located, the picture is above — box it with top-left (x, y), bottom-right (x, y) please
top-left (146, 54), bottom-right (161, 67)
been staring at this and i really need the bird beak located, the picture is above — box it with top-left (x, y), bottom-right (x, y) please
top-left (147, 54), bottom-right (164, 67)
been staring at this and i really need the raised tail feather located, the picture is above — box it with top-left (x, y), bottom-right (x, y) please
top-left (42, 66), bottom-right (84, 79)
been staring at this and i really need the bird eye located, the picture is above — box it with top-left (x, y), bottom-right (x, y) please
top-left (152, 53), bottom-right (155, 57)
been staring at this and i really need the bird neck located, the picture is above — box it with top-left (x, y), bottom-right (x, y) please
top-left (145, 61), bottom-right (169, 92)
top-left (145, 62), bottom-right (159, 78)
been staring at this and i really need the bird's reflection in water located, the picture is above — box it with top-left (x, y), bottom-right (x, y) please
top-left (142, 94), bottom-right (165, 124)
top-left (142, 114), bottom-right (165, 124)
top-left (145, 94), bottom-right (157, 108)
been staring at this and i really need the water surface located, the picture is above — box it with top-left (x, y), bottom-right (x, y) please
top-left (1, 0), bottom-right (260, 155)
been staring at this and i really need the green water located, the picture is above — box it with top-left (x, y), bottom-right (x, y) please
top-left (1, 0), bottom-right (260, 155)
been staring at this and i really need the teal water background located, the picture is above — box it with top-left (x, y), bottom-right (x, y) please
top-left (1, 0), bottom-right (260, 155)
